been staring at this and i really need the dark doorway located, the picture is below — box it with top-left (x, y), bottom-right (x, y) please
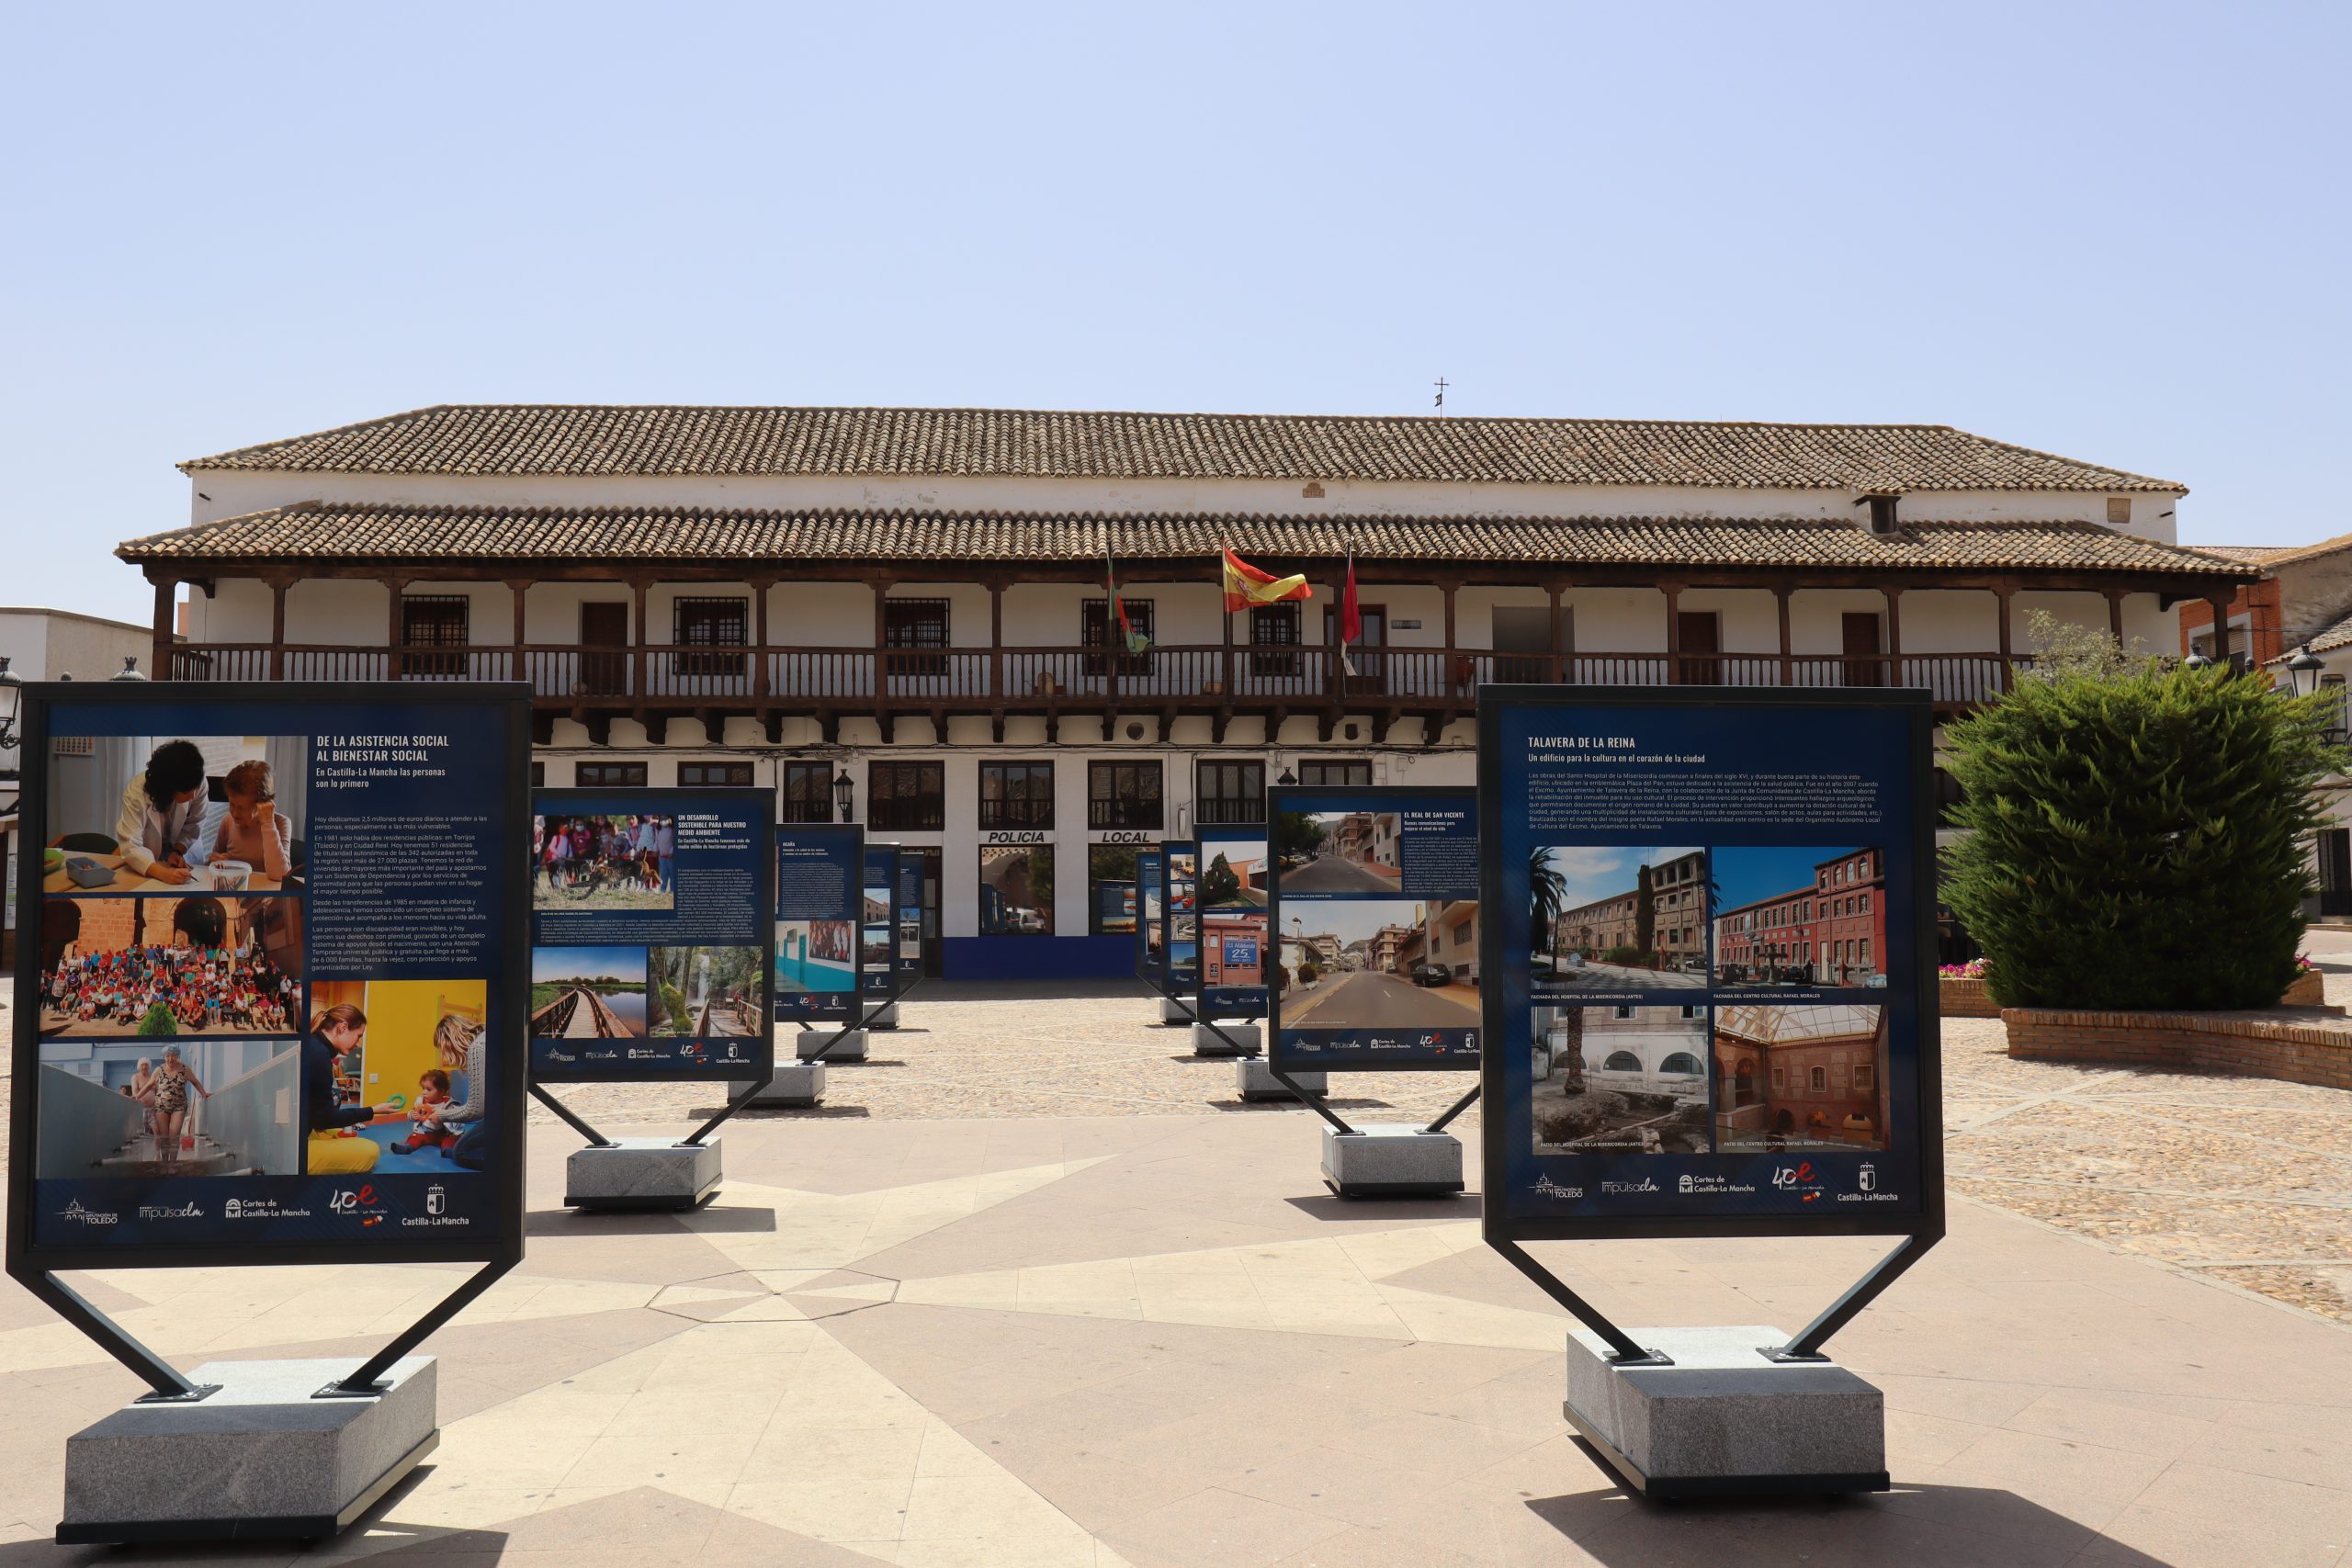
top-left (1841, 612), bottom-right (1884, 687)
top-left (2320, 829), bottom-right (2352, 918)
top-left (1492, 605), bottom-right (1552, 683)
top-left (581, 602), bottom-right (630, 696)
top-left (1676, 611), bottom-right (1722, 685)
top-left (902, 846), bottom-right (944, 976)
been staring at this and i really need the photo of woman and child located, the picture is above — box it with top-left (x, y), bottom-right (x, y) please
top-left (533, 814), bottom-right (676, 912)
top-left (300, 980), bottom-right (492, 1176)
top-left (43, 737), bottom-right (304, 895)
top-left (38, 895), bottom-right (300, 1038)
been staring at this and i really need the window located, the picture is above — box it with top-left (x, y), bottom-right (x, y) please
top-left (883, 598), bottom-right (950, 678)
top-left (400, 594), bottom-right (469, 677)
top-left (870, 761), bottom-right (944, 831)
top-left (1249, 603), bottom-right (1302, 678)
top-left (1859, 939), bottom-right (1871, 969)
top-left (577, 761), bottom-right (648, 787)
top-left (782, 761), bottom-right (833, 824)
top-left (1853, 1063), bottom-right (1875, 1091)
top-left (1089, 760), bottom-right (1163, 829)
top-left (1809, 1066), bottom-right (1828, 1091)
top-left (1613, 1005), bottom-right (1634, 1020)
top-left (1196, 759), bottom-right (1266, 825)
top-left (1771, 1066), bottom-right (1786, 1090)
top-left (673, 597), bottom-right (749, 678)
top-left (979, 761), bottom-right (1056, 829)
top-left (1658, 1052), bottom-right (1702, 1077)
top-left (979, 844), bottom-right (1053, 935)
top-left (1089, 844), bottom-right (1141, 934)
top-left (529, 761), bottom-right (546, 787)
top-left (680, 761), bottom-right (753, 787)
top-left (1080, 598), bottom-right (1156, 676)
top-left (1859, 892), bottom-right (1870, 912)
top-left (1296, 758), bottom-right (1372, 787)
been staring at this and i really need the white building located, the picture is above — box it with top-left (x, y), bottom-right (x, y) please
top-left (117, 403), bottom-right (2251, 977)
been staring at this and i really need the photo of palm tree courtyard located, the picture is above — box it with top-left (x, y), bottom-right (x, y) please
top-left (1527, 845), bottom-right (1708, 988)
top-left (1529, 1004), bottom-right (1713, 1153)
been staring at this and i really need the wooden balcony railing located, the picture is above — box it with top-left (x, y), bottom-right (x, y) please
top-left (164, 642), bottom-right (2038, 710)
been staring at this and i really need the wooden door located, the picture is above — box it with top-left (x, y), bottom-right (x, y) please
top-left (1676, 611), bottom-right (1722, 685)
top-left (1841, 612), bottom-right (1883, 687)
top-left (580, 602), bottom-right (629, 696)
top-left (1347, 605), bottom-right (1386, 694)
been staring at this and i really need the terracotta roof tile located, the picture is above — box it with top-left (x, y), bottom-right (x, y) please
top-left (116, 502), bottom-right (2250, 579)
top-left (176, 404), bottom-right (2185, 491)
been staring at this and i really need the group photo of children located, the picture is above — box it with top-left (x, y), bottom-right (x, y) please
top-left (532, 814), bottom-right (676, 911)
top-left (37, 895), bottom-right (301, 1039)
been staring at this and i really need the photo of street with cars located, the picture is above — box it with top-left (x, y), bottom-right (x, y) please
top-left (1527, 845), bottom-right (1709, 990)
top-left (1275, 898), bottom-right (1481, 1029)
top-left (1272, 808), bottom-right (1404, 893)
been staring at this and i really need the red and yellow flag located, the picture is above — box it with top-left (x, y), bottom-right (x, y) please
top-left (1221, 548), bottom-right (1312, 614)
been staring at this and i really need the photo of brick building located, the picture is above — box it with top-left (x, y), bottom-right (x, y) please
top-left (1711, 846), bottom-right (1886, 987)
top-left (1530, 846), bottom-right (1707, 988)
top-left (1713, 1002), bottom-right (1890, 1151)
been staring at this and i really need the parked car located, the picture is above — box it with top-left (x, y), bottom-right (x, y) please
top-left (1408, 963), bottom-right (1453, 987)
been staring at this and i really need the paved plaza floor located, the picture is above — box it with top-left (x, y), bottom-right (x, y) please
top-left (2, 974), bottom-right (2349, 1566)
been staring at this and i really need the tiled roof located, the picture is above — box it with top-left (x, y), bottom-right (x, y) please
top-left (117, 502), bottom-right (2252, 579)
top-left (2301, 610), bottom-right (2352, 656)
top-left (2246, 530), bottom-right (2352, 570)
top-left (2183, 544), bottom-right (2289, 564)
top-left (177, 405), bottom-right (2186, 492)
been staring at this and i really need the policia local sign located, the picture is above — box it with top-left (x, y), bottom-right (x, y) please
top-left (7, 682), bottom-right (530, 1270)
top-left (1478, 688), bottom-right (1942, 1240)
top-left (529, 788), bottom-right (775, 1084)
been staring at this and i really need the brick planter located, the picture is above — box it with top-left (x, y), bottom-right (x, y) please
top-left (1939, 976), bottom-right (1999, 1018)
top-left (2282, 968), bottom-right (2325, 1008)
top-left (2005, 1007), bottom-right (2352, 1090)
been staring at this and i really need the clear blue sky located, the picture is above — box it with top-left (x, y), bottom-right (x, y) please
top-left (5, 2), bottom-right (2345, 625)
top-left (1713, 846), bottom-right (1856, 911)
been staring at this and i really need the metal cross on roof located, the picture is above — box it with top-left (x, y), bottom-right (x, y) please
top-left (1432, 377), bottom-right (1449, 413)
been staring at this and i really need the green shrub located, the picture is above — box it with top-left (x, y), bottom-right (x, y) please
top-left (1941, 658), bottom-right (2343, 1010)
top-left (137, 1003), bottom-right (177, 1038)
top-left (661, 982), bottom-right (691, 1033)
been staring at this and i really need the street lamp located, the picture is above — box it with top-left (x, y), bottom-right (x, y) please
top-left (0, 657), bottom-right (19, 750)
top-left (2287, 645), bottom-right (2324, 697)
top-left (1275, 767), bottom-right (1297, 787)
top-left (831, 766), bottom-right (856, 824)
top-left (108, 657), bottom-right (148, 682)
top-left (2183, 652), bottom-right (2213, 672)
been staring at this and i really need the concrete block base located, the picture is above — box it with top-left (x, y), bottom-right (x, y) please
top-left (60, 1356), bottom-right (436, 1545)
top-left (733, 1062), bottom-right (828, 1107)
top-left (1237, 1058), bottom-right (1325, 1101)
top-left (797, 1029), bottom-right (868, 1062)
top-left (1321, 1124), bottom-right (1464, 1197)
top-left (867, 1001), bottom-right (901, 1030)
top-left (1563, 1326), bottom-right (1887, 1498)
top-left (565, 1136), bottom-right (721, 1211)
top-left (1191, 1021), bottom-right (1262, 1058)
top-left (1159, 996), bottom-right (1193, 1025)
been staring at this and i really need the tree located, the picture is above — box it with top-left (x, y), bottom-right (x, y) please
top-left (1528, 847), bottom-right (1566, 964)
top-left (137, 1003), bottom-right (177, 1038)
top-left (1942, 656), bottom-right (2344, 1010)
top-left (1634, 863), bottom-right (1656, 965)
top-left (1272, 811), bottom-right (1328, 865)
top-left (1199, 853), bottom-right (1240, 908)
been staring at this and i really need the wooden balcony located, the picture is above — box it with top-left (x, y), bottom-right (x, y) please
top-left (163, 640), bottom-right (2033, 743)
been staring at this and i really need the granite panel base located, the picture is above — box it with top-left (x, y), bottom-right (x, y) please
top-left (797, 1029), bottom-right (868, 1061)
top-left (868, 1001), bottom-right (900, 1030)
top-left (732, 1062), bottom-right (828, 1107)
top-left (1320, 1124), bottom-right (1464, 1196)
top-left (1159, 996), bottom-right (1193, 1025)
top-left (565, 1137), bottom-right (721, 1210)
top-left (1563, 1326), bottom-right (1887, 1498)
top-left (60, 1356), bottom-right (436, 1544)
top-left (1192, 1021), bottom-right (1261, 1057)
top-left (1237, 1058), bottom-right (1325, 1101)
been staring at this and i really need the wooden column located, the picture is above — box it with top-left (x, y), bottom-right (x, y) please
top-left (989, 581), bottom-right (1004, 697)
top-left (1546, 581), bottom-right (1565, 683)
top-left (1884, 586), bottom-right (1904, 687)
top-left (268, 577), bottom-right (288, 680)
top-left (2106, 589), bottom-right (2127, 644)
top-left (1220, 582), bottom-right (1234, 700)
top-left (630, 578), bottom-right (650, 701)
top-left (150, 576), bottom-right (175, 681)
top-left (1995, 587), bottom-right (2016, 691)
top-left (748, 576), bottom-right (772, 702)
top-left (1442, 581), bottom-right (1461, 696)
top-left (506, 580), bottom-right (530, 688)
top-left (1773, 586), bottom-right (1794, 687)
top-left (1662, 583), bottom-right (1682, 684)
top-left (382, 576), bottom-right (410, 681)
top-left (874, 580), bottom-right (891, 701)
top-left (2209, 595), bottom-right (2234, 669)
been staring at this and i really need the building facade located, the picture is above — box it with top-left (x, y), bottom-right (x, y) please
top-left (119, 403), bottom-right (2253, 977)
top-left (1713, 848), bottom-right (1888, 986)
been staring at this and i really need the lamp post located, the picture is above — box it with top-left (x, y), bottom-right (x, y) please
top-left (2287, 645), bottom-right (2324, 697)
top-left (831, 766), bottom-right (856, 824)
top-left (0, 657), bottom-right (20, 752)
top-left (2184, 652), bottom-right (2213, 672)
top-left (109, 657), bottom-right (148, 682)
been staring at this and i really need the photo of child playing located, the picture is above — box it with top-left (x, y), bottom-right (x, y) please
top-left (389, 1067), bottom-right (458, 1156)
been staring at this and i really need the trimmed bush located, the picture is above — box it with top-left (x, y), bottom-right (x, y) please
top-left (1941, 656), bottom-right (2343, 1010)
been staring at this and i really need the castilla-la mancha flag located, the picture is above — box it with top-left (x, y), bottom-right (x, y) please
top-left (1221, 548), bottom-right (1313, 613)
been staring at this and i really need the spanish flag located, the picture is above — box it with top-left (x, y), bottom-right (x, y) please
top-left (1221, 548), bottom-right (1313, 614)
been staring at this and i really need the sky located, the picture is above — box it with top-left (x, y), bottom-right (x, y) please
top-left (1711, 845), bottom-right (1858, 911)
top-left (1544, 846), bottom-right (1701, 908)
top-left (4, 2), bottom-right (2346, 625)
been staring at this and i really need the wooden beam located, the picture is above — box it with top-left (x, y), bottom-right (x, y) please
top-left (2209, 595), bottom-right (2234, 668)
top-left (507, 579), bottom-right (530, 689)
top-left (630, 578), bottom-right (650, 708)
top-left (268, 577), bottom-right (288, 680)
top-left (1662, 583), bottom-right (1682, 685)
top-left (382, 575), bottom-right (411, 681)
top-left (1775, 585), bottom-right (1793, 688)
top-left (2106, 589), bottom-right (2127, 644)
top-left (150, 576), bottom-right (175, 680)
top-left (751, 576), bottom-right (772, 702)
top-left (1884, 586), bottom-right (1904, 685)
